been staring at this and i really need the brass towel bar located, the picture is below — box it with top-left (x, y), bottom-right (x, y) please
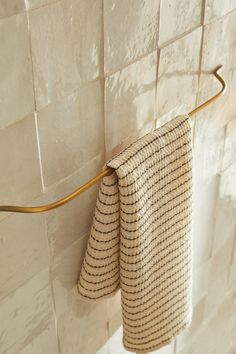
top-left (0, 65), bottom-right (227, 214)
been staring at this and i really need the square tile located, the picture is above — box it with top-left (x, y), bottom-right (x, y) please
top-left (0, 114), bottom-right (42, 206)
top-left (192, 259), bottom-right (210, 306)
top-left (205, 0), bottom-right (236, 23)
top-left (36, 80), bottom-right (104, 187)
top-left (192, 175), bottom-right (220, 269)
top-left (219, 161), bottom-right (236, 206)
top-left (18, 323), bottom-right (59, 354)
top-left (198, 11), bottom-right (236, 127)
top-left (212, 196), bottom-right (236, 252)
top-left (0, 205), bottom-right (49, 301)
top-left (193, 115), bottom-right (225, 181)
top-left (29, 0), bottom-right (102, 109)
top-left (50, 235), bottom-right (89, 316)
top-left (25, 0), bottom-right (60, 11)
top-left (159, 0), bottom-right (201, 45)
top-left (105, 51), bottom-right (157, 154)
top-left (0, 0), bottom-right (25, 18)
top-left (104, 0), bottom-right (160, 74)
top-left (0, 269), bottom-right (57, 354)
top-left (0, 13), bottom-right (34, 129)
top-left (57, 301), bottom-right (109, 354)
top-left (222, 117), bottom-right (236, 170)
top-left (156, 28), bottom-right (202, 118)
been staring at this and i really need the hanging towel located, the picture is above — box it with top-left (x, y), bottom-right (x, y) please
top-left (77, 114), bottom-right (193, 353)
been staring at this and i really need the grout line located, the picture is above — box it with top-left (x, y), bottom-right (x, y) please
top-left (174, 338), bottom-right (177, 354)
top-left (154, 47), bottom-right (161, 124)
top-left (0, 0), bottom-right (61, 21)
top-left (154, 0), bottom-right (162, 124)
top-left (101, 0), bottom-right (106, 160)
top-left (204, 5), bottom-right (236, 26)
top-left (34, 112), bottom-right (45, 192)
top-left (220, 123), bottom-right (228, 174)
top-left (103, 47), bottom-right (159, 78)
top-left (0, 8), bottom-right (27, 22)
top-left (25, 8), bottom-right (37, 113)
top-left (201, 0), bottom-right (206, 25)
top-left (158, 24), bottom-right (201, 50)
top-left (192, 0), bottom-right (206, 141)
top-left (104, 23), bottom-right (206, 79)
top-left (103, 24), bottom-right (202, 79)
top-left (41, 213), bottom-right (62, 354)
top-left (0, 75), bottom-right (101, 133)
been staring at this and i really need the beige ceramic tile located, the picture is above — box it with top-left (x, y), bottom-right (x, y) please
top-left (201, 9), bottom-right (236, 73)
top-left (36, 80), bottom-right (104, 187)
top-left (210, 234), bottom-right (234, 278)
top-left (203, 236), bottom-right (234, 316)
top-left (107, 326), bottom-right (125, 354)
top-left (25, 0), bottom-right (60, 11)
top-left (0, 207), bottom-right (49, 301)
top-left (104, 0), bottom-right (160, 74)
top-left (159, 0), bottom-right (202, 45)
top-left (0, 114), bottom-right (42, 206)
top-left (50, 235), bottom-right (88, 316)
top-left (105, 51), bottom-right (157, 154)
top-left (57, 301), bottom-right (109, 354)
top-left (203, 292), bottom-right (236, 354)
top-left (0, 269), bottom-right (57, 354)
top-left (197, 11), bottom-right (236, 127)
top-left (205, 0), bottom-right (236, 23)
top-left (193, 117), bottom-right (225, 181)
top-left (155, 105), bottom-right (195, 129)
top-left (196, 69), bottom-right (236, 131)
top-left (192, 259), bottom-right (210, 306)
top-left (156, 28), bottom-right (202, 118)
top-left (202, 11), bottom-right (236, 67)
top-left (45, 154), bottom-right (104, 258)
top-left (18, 324), bottom-right (59, 354)
top-left (219, 161), bottom-right (236, 206)
top-left (192, 175), bottom-right (220, 269)
top-left (222, 117), bottom-right (236, 170)
top-left (29, 0), bottom-right (102, 109)
top-left (212, 196), bottom-right (236, 252)
top-left (229, 256), bottom-right (236, 291)
top-left (178, 292), bottom-right (236, 354)
top-left (106, 119), bottom-right (155, 161)
top-left (0, 13), bottom-right (34, 129)
top-left (0, 0), bottom-right (25, 18)
top-left (107, 305), bottom-right (123, 354)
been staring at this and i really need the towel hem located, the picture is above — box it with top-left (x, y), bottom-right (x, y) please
top-left (122, 319), bottom-right (191, 354)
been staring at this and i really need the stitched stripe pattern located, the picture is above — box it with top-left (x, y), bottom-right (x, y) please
top-left (77, 114), bottom-right (193, 353)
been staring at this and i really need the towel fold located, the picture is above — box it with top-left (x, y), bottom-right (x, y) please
top-left (77, 114), bottom-right (193, 353)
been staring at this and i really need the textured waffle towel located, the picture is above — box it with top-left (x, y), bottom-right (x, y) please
top-left (77, 114), bottom-right (193, 353)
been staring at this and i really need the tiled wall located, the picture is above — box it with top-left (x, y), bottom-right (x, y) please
top-left (0, 1), bottom-right (236, 353)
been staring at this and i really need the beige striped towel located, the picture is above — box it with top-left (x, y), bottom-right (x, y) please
top-left (77, 114), bottom-right (193, 353)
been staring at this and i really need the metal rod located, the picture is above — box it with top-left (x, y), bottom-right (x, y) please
top-left (0, 65), bottom-right (227, 213)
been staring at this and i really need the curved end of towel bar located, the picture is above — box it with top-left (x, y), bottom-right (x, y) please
top-left (188, 65), bottom-right (227, 117)
top-left (0, 65), bottom-right (227, 214)
top-left (0, 167), bottom-right (113, 213)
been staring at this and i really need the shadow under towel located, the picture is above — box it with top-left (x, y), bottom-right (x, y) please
top-left (77, 114), bottom-right (193, 353)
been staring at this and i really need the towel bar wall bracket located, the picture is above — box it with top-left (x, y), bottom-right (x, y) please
top-left (0, 65), bottom-right (227, 214)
